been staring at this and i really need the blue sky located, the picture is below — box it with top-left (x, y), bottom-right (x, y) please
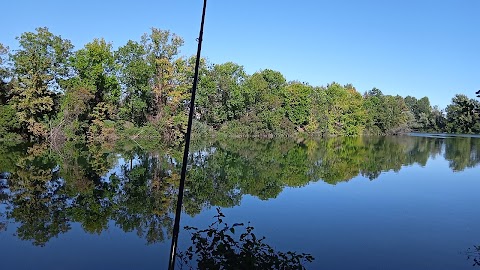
top-left (1, 0), bottom-right (478, 108)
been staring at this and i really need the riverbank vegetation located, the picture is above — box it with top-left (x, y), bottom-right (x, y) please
top-left (1, 27), bottom-right (479, 144)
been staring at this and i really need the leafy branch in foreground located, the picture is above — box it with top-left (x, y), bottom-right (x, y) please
top-left (466, 245), bottom-right (480, 266)
top-left (177, 207), bottom-right (314, 270)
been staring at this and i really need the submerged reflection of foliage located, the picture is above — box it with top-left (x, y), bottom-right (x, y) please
top-left (6, 143), bottom-right (69, 246)
top-left (0, 175), bottom-right (7, 232)
top-left (466, 246), bottom-right (480, 266)
top-left (1, 141), bottom-right (181, 246)
top-left (0, 135), bottom-right (479, 246)
top-left (444, 137), bottom-right (480, 172)
top-left (177, 208), bottom-right (314, 270)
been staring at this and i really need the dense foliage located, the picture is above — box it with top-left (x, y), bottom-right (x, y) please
top-left (1, 28), bottom-right (479, 143)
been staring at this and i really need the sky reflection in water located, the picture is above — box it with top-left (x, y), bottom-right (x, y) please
top-left (0, 135), bottom-right (479, 269)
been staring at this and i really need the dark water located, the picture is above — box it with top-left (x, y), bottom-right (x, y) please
top-left (1, 135), bottom-right (480, 269)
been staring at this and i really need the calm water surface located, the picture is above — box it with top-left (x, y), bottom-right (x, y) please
top-left (1, 135), bottom-right (480, 269)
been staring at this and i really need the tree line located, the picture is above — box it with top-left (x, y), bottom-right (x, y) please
top-left (1, 27), bottom-right (479, 143)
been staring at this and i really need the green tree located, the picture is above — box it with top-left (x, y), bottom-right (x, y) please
top-left (404, 95), bottom-right (421, 130)
top-left (363, 88), bottom-right (385, 134)
top-left (0, 103), bottom-right (20, 139)
top-left (284, 82), bottom-right (312, 128)
top-left (241, 69), bottom-right (287, 134)
top-left (66, 38), bottom-right (120, 142)
top-left (405, 96), bottom-right (433, 131)
top-left (384, 95), bottom-right (409, 133)
top-left (10, 27), bottom-right (73, 140)
top-left (364, 89), bottom-right (408, 134)
top-left (417, 97), bottom-right (431, 117)
top-left (0, 43), bottom-right (9, 100)
top-left (445, 94), bottom-right (480, 134)
top-left (197, 62), bottom-right (248, 128)
top-left (115, 40), bottom-right (153, 126)
top-left (404, 96), bottom-right (418, 115)
top-left (0, 44), bottom-right (20, 139)
top-left (245, 69), bottom-right (286, 106)
top-left (426, 105), bottom-right (446, 132)
top-left (69, 38), bottom-right (120, 106)
top-left (319, 83), bottom-right (365, 136)
top-left (404, 96), bottom-right (445, 132)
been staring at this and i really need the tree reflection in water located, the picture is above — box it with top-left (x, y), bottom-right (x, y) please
top-left (0, 135), bottom-right (479, 266)
top-left (467, 246), bottom-right (480, 266)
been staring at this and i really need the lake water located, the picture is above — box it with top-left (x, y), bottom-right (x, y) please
top-left (1, 135), bottom-right (480, 269)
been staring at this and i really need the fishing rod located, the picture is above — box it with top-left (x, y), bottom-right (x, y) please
top-left (168, 0), bottom-right (207, 269)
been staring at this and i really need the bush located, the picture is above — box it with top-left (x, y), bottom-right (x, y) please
top-left (177, 208), bottom-right (315, 270)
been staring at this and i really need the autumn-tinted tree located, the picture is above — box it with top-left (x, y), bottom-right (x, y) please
top-left (10, 27), bottom-right (73, 140)
top-left (138, 28), bottom-right (198, 141)
top-left (0, 43), bottom-right (20, 138)
top-left (142, 28), bottom-right (184, 117)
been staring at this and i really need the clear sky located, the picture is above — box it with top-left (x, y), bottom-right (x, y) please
top-left (1, 0), bottom-right (478, 108)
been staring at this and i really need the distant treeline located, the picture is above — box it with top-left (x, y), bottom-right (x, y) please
top-left (1, 27), bottom-right (479, 143)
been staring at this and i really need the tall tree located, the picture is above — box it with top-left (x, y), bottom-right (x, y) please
top-left (245, 69), bottom-right (286, 106)
top-left (284, 82), bottom-right (312, 128)
top-left (10, 27), bottom-right (73, 140)
top-left (197, 62), bottom-right (247, 128)
top-left (243, 69), bottom-right (286, 132)
top-left (320, 83), bottom-right (366, 136)
top-left (364, 88), bottom-right (408, 134)
top-left (137, 28), bottom-right (197, 141)
top-left (0, 43), bottom-right (20, 138)
top-left (0, 43), bottom-right (9, 97)
top-left (115, 40), bottom-right (154, 126)
top-left (445, 94), bottom-right (480, 134)
top-left (404, 96), bottom-right (418, 115)
top-left (383, 95), bottom-right (409, 134)
top-left (416, 97), bottom-right (431, 117)
top-left (428, 105), bottom-right (446, 132)
top-left (61, 38), bottom-right (120, 142)
top-left (142, 28), bottom-right (184, 119)
top-left (69, 38), bottom-right (120, 107)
